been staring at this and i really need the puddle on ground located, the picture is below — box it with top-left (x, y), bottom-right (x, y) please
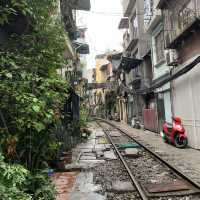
top-left (69, 172), bottom-right (106, 200)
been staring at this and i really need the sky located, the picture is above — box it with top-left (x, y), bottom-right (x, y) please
top-left (76, 0), bottom-right (124, 69)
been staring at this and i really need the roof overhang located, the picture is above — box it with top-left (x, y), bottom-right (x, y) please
top-left (119, 56), bottom-right (142, 72)
top-left (71, 0), bottom-right (91, 11)
top-left (72, 42), bottom-right (90, 54)
top-left (111, 52), bottom-right (123, 60)
top-left (118, 18), bottom-right (129, 29)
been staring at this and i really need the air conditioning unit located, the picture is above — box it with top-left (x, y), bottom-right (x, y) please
top-left (165, 49), bottom-right (179, 66)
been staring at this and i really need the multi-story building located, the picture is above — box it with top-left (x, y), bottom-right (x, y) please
top-left (157, 0), bottom-right (200, 149)
top-left (142, 0), bottom-right (173, 132)
top-left (119, 0), bottom-right (148, 124)
top-left (59, 0), bottom-right (90, 120)
top-left (88, 52), bottom-right (121, 118)
top-left (60, 0), bottom-right (90, 93)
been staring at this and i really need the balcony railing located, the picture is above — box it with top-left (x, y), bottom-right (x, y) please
top-left (164, 1), bottom-right (200, 48)
top-left (123, 28), bottom-right (139, 50)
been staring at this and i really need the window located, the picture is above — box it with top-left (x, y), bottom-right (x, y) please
top-left (144, 0), bottom-right (153, 25)
top-left (155, 31), bottom-right (165, 63)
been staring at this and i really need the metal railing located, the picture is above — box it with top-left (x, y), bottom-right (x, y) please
top-left (165, 2), bottom-right (200, 47)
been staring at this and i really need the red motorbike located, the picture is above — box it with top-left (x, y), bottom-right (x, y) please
top-left (161, 117), bottom-right (188, 148)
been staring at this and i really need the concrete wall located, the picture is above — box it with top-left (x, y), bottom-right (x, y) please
top-left (173, 62), bottom-right (200, 149)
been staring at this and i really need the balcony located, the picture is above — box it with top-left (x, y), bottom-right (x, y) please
top-left (122, 0), bottom-right (136, 17)
top-left (123, 28), bottom-right (139, 51)
top-left (164, 1), bottom-right (200, 48)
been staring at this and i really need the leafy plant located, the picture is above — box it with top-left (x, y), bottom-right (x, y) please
top-left (0, 153), bottom-right (56, 200)
top-left (25, 171), bottom-right (56, 200)
top-left (0, 0), bottom-right (70, 171)
top-left (0, 153), bottom-right (32, 200)
top-left (79, 104), bottom-right (90, 128)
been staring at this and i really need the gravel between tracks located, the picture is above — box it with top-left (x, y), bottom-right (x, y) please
top-left (95, 121), bottom-right (200, 200)
top-left (93, 160), bottom-right (141, 200)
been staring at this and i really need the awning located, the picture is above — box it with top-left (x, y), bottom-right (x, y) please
top-left (118, 18), bottom-right (129, 29)
top-left (139, 55), bottom-right (200, 94)
top-left (119, 56), bottom-right (142, 72)
top-left (72, 42), bottom-right (90, 54)
top-left (71, 0), bottom-right (91, 11)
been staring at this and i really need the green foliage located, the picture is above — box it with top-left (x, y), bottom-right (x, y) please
top-left (0, 153), bottom-right (32, 200)
top-left (25, 171), bottom-right (56, 200)
top-left (79, 104), bottom-right (90, 128)
top-left (0, 0), bottom-right (70, 171)
top-left (0, 153), bottom-right (56, 200)
top-left (0, 0), bottom-right (31, 25)
top-left (0, 0), bottom-right (76, 199)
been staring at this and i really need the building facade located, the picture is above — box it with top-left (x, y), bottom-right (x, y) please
top-left (119, 0), bottom-right (148, 125)
top-left (157, 0), bottom-right (200, 149)
top-left (143, 0), bottom-right (173, 132)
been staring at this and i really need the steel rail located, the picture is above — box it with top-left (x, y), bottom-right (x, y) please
top-left (97, 118), bottom-right (200, 191)
top-left (96, 121), bottom-right (148, 200)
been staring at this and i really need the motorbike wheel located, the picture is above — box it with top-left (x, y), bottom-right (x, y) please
top-left (174, 134), bottom-right (188, 148)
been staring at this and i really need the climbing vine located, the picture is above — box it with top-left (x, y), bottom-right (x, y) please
top-left (0, 0), bottom-right (73, 199)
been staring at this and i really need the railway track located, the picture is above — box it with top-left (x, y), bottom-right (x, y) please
top-left (96, 119), bottom-right (200, 200)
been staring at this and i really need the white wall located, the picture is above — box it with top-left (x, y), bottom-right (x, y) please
top-left (163, 91), bottom-right (172, 123)
top-left (173, 62), bottom-right (200, 149)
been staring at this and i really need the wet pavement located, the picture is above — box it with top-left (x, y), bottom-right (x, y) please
top-left (69, 171), bottom-right (106, 200)
top-left (52, 122), bottom-right (108, 200)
